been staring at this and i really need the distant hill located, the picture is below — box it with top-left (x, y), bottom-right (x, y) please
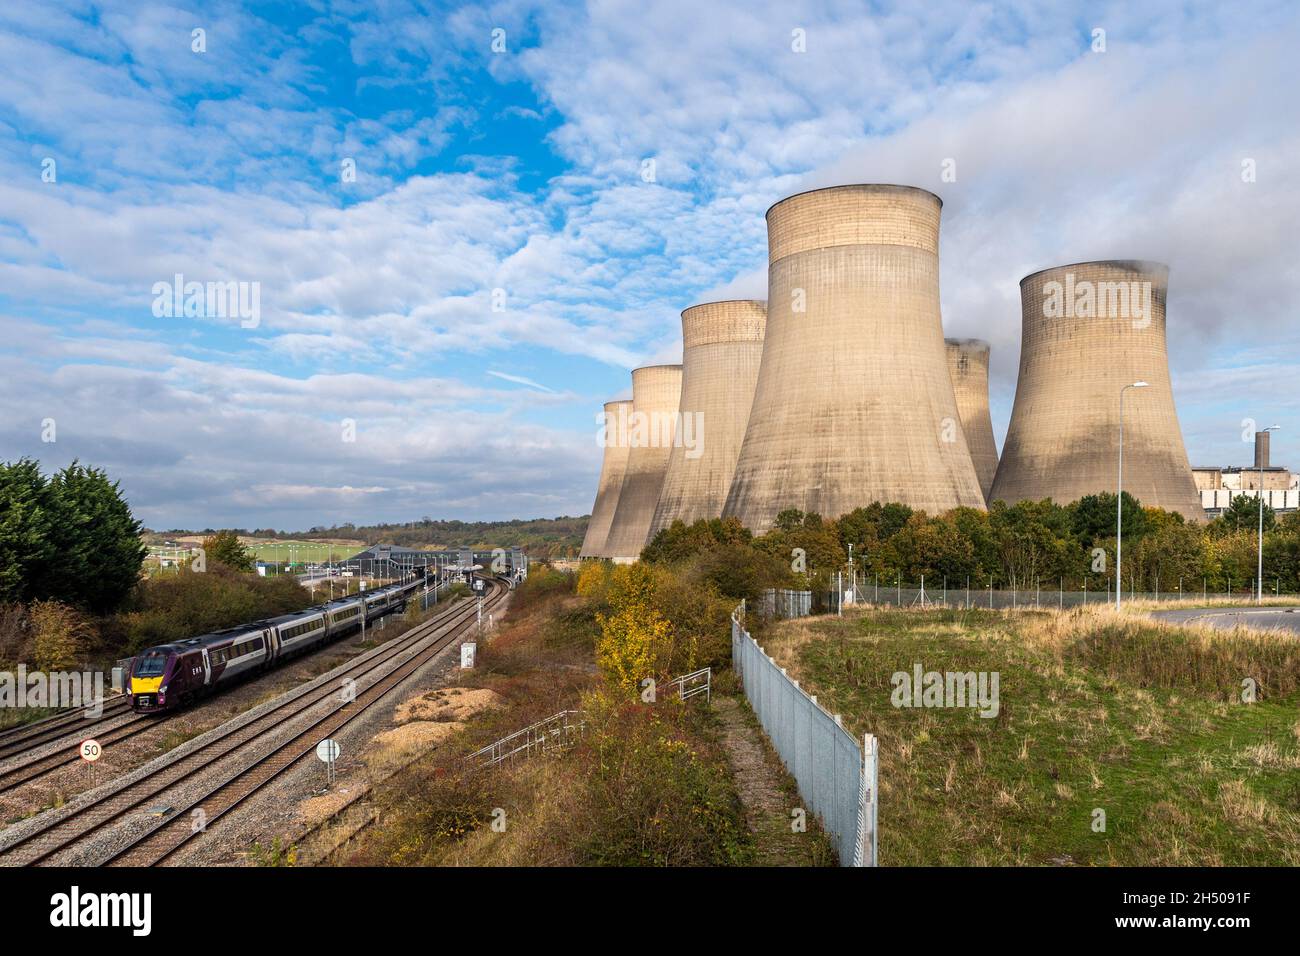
top-left (297, 516), bottom-right (589, 561)
top-left (146, 516), bottom-right (590, 562)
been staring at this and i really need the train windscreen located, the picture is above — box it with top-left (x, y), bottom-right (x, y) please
top-left (135, 652), bottom-right (167, 677)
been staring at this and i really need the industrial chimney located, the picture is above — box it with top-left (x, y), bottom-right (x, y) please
top-left (1255, 430), bottom-right (1270, 469)
top-left (579, 399), bottom-right (633, 559)
top-left (724, 184), bottom-right (985, 532)
top-left (945, 338), bottom-right (999, 503)
top-left (989, 260), bottom-right (1203, 521)
top-left (649, 301), bottom-right (767, 537)
top-left (603, 364), bottom-right (683, 562)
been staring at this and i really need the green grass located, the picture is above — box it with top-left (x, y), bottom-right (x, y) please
top-left (763, 606), bottom-right (1300, 866)
top-left (246, 540), bottom-right (361, 564)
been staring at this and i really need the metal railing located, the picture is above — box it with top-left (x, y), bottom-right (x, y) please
top-left (731, 603), bottom-right (878, 866)
top-left (760, 588), bottom-right (813, 620)
top-left (465, 710), bottom-right (585, 769)
top-left (464, 667), bottom-right (713, 770)
top-left (663, 667), bottom-right (711, 703)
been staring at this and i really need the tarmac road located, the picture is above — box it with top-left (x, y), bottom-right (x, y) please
top-left (1151, 606), bottom-right (1300, 633)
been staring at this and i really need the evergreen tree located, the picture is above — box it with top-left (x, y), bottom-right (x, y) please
top-left (201, 530), bottom-right (256, 572)
top-left (0, 458), bottom-right (145, 612)
top-left (0, 458), bottom-right (54, 603)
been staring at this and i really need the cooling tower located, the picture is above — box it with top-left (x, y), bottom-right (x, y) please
top-left (989, 260), bottom-right (1203, 521)
top-left (602, 364), bottom-right (683, 562)
top-left (723, 184), bottom-right (985, 532)
top-left (648, 301), bottom-right (767, 536)
top-left (945, 338), bottom-right (999, 502)
top-left (579, 400), bottom-right (634, 559)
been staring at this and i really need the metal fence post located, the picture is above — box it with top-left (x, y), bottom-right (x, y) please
top-left (863, 733), bottom-right (878, 866)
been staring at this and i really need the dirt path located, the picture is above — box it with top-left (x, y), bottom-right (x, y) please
top-left (713, 695), bottom-right (834, 866)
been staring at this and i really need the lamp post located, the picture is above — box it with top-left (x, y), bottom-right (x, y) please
top-left (1116, 381), bottom-right (1149, 611)
top-left (1257, 424), bottom-right (1280, 604)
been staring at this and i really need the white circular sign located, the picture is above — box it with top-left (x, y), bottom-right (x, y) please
top-left (79, 738), bottom-right (102, 763)
top-left (315, 739), bottom-right (340, 763)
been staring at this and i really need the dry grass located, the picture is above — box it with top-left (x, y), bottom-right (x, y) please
top-left (340, 572), bottom-right (755, 866)
top-left (760, 604), bottom-right (1300, 866)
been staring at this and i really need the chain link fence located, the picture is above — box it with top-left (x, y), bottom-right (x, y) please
top-left (731, 604), bottom-right (877, 866)
top-left (832, 580), bottom-right (1268, 610)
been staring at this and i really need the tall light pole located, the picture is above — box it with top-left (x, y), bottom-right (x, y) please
top-left (1257, 424), bottom-right (1280, 604)
top-left (1116, 381), bottom-right (1149, 610)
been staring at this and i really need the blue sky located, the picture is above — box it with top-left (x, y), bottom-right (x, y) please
top-left (1, 0), bottom-right (1297, 530)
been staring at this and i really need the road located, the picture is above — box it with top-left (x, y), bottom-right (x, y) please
top-left (1150, 606), bottom-right (1300, 633)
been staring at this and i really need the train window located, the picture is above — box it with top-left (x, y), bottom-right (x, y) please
top-left (283, 619), bottom-right (323, 640)
top-left (135, 653), bottom-right (167, 677)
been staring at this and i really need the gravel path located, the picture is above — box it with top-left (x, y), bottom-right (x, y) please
top-left (713, 694), bottom-right (831, 866)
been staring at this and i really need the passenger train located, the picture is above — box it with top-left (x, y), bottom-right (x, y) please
top-left (127, 576), bottom-right (427, 713)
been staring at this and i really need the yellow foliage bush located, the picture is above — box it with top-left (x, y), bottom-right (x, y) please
top-left (576, 560), bottom-right (611, 603)
top-left (595, 564), bottom-right (672, 691)
top-left (29, 600), bottom-right (94, 671)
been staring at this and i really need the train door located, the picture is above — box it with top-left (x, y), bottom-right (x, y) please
top-left (200, 648), bottom-right (212, 685)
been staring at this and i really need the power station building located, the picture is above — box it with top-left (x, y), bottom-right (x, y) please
top-left (579, 399), bottom-right (633, 559)
top-left (580, 197), bottom-right (1222, 560)
top-left (945, 338), bottom-right (999, 502)
top-left (989, 260), bottom-right (1204, 522)
top-left (602, 364), bottom-right (683, 562)
top-left (1194, 431), bottom-right (1298, 515)
top-left (649, 300), bottom-right (767, 536)
top-left (723, 184), bottom-right (986, 533)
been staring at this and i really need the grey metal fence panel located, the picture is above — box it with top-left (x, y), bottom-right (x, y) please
top-left (732, 611), bottom-right (868, 866)
top-left (844, 584), bottom-right (1258, 610)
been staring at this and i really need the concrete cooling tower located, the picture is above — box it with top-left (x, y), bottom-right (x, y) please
top-left (649, 301), bottom-right (767, 536)
top-left (989, 260), bottom-right (1203, 521)
top-left (603, 364), bottom-right (683, 562)
top-left (945, 338), bottom-right (999, 502)
top-left (723, 184), bottom-right (985, 533)
top-left (579, 400), bottom-right (634, 559)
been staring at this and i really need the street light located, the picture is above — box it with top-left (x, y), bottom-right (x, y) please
top-left (1257, 424), bottom-right (1281, 604)
top-left (1116, 381), bottom-right (1149, 611)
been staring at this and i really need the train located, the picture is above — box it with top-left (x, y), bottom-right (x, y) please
top-left (127, 576), bottom-right (428, 713)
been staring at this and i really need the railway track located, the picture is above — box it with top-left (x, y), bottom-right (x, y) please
top-left (0, 711), bottom-right (153, 796)
top-left (0, 696), bottom-right (133, 762)
top-left (0, 580), bottom-right (505, 867)
top-left (0, 590), bottom-right (439, 795)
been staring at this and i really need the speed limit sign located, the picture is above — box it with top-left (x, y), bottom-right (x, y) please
top-left (79, 738), bottom-right (102, 762)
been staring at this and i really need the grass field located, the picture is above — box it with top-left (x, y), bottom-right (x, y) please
top-left (145, 538), bottom-right (368, 566)
top-left (760, 605), bottom-right (1300, 866)
top-left (244, 540), bottom-right (364, 564)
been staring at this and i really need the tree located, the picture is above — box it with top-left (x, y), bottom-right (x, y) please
top-left (29, 600), bottom-right (94, 671)
top-left (1219, 494), bottom-right (1275, 534)
top-left (201, 530), bottom-right (256, 572)
top-left (773, 509), bottom-right (806, 533)
top-left (596, 564), bottom-right (672, 691)
top-left (641, 517), bottom-right (751, 564)
top-left (1071, 491), bottom-right (1147, 545)
top-left (41, 463), bottom-right (148, 613)
top-left (0, 458), bottom-right (53, 603)
top-left (990, 499), bottom-right (1074, 590)
top-left (0, 459), bottom-right (145, 613)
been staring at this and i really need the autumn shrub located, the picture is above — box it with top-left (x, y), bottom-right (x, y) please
top-left (595, 564), bottom-right (671, 690)
top-left (573, 688), bottom-right (751, 866)
top-left (29, 600), bottom-right (96, 670)
top-left (112, 564), bottom-right (313, 653)
top-left (508, 564), bottom-right (573, 616)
